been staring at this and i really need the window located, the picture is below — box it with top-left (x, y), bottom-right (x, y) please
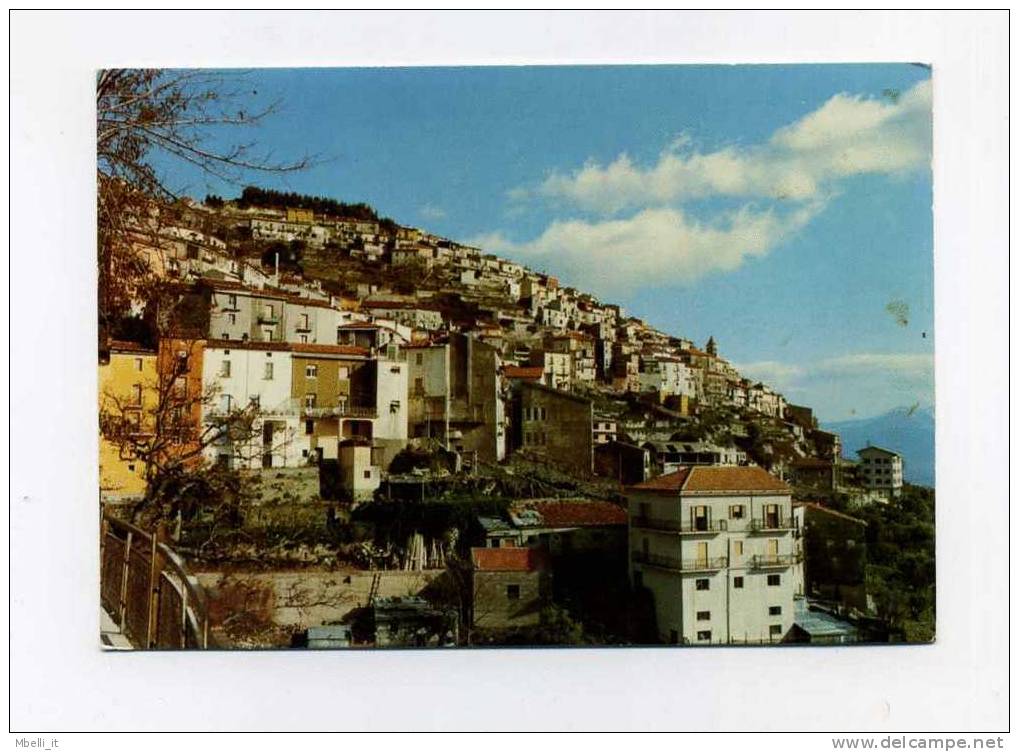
top-left (306, 364), bottom-right (318, 378)
top-left (696, 630), bottom-right (711, 642)
top-left (228, 313), bottom-right (236, 325)
top-left (769, 606), bottom-right (782, 616)
top-left (414, 377), bottom-right (424, 396)
top-left (769, 625), bottom-right (783, 637)
top-left (134, 358), bottom-right (143, 372)
top-left (767, 574), bottom-right (781, 587)
top-left (220, 394), bottom-right (232, 412)
top-left (227, 294), bottom-right (237, 308)
top-left (305, 420), bottom-right (314, 435)
top-left (363, 470), bottom-right (372, 479)
top-left (338, 366), bottom-right (350, 380)
top-left (300, 335), bottom-right (308, 344)
top-left (733, 541), bottom-right (744, 556)
top-left (221, 360), bottom-right (231, 377)
top-left (729, 504), bottom-right (745, 519)
top-left (127, 463), bottom-right (136, 472)
top-left (415, 352), bottom-right (423, 366)
top-left (249, 395), bottom-right (260, 408)
top-left (305, 394), bottom-right (317, 409)
top-left (696, 611), bottom-right (710, 621)
top-left (263, 329), bottom-right (274, 342)
top-left (132, 384), bottom-right (143, 405)
top-left (506, 585), bottom-right (520, 600)
top-left (733, 576), bottom-right (744, 589)
top-left (695, 579), bottom-right (710, 591)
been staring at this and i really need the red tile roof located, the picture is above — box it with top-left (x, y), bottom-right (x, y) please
top-left (503, 365), bottom-right (545, 381)
top-left (292, 343), bottom-right (371, 357)
top-left (628, 466), bottom-right (789, 495)
top-left (628, 467), bottom-right (693, 492)
top-left (205, 339), bottom-right (292, 352)
top-left (683, 466), bottom-right (789, 493)
top-left (108, 340), bottom-right (156, 355)
top-left (512, 499), bottom-right (627, 528)
top-left (471, 547), bottom-right (549, 572)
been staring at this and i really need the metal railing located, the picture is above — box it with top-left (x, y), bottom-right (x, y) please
top-left (100, 511), bottom-right (213, 649)
top-left (749, 553), bottom-right (800, 569)
top-left (630, 550), bottom-right (727, 572)
top-left (748, 517), bottom-right (797, 533)
top-left (303, 404), bottom-right (377, 419)
top-left (631, 517), bottom-right (726, 534)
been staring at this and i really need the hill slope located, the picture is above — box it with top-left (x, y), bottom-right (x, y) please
top-left (824, 406), bottom-right (935, 487)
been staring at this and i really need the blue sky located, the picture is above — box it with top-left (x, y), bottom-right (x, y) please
top-left (159, 65), bottom-right (933, 423)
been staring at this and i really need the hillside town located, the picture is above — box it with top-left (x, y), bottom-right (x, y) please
top-left (99, 188), bottom-right (929, 649)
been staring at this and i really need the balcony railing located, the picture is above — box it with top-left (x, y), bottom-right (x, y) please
top-left (631, 517), bottom-right (726, 535)
top-left (302, 404), bottom-right (377, 419)
top-left (631, 551), bottom-right (727, 572)
top-left (749, 554), bottom-right (799, 569)
top-left (257, 314), bottom-right (280, 325)
top-left (748, 517), bottom-right (797, 533)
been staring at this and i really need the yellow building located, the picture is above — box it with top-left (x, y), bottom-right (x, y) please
top-left (99, 342), bottom-right (158, 499)
top-left (286, 207), bottom-right (315, 223)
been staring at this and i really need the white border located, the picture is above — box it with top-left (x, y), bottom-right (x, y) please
top-left (7, 10), bottom-right (1010, 733)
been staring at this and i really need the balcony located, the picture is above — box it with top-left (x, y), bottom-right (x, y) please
top-left (257, 314), bottom-right (280, 325)
top-left (302, 404), bottom-right (377, 419)
top-left (630, 517), bottom-right (725, 535)
top-left (631, 550), bottom-right (727, 572)
top-left (749, 554), bottom-right (799, 569)
top-left (748, 517), bottom-right (797, 533)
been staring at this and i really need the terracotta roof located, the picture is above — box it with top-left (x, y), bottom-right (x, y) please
top-left (684, 466), bottom-right (789, 494)
top-left (628, 466), bottom-right (789, 495)
top-left (628, 468), bottom-right (693, 492)
top-left (292, 343), bottom-right (371, 357)
top-left (471, 547), bottom-right (549, 572)
top-left (205, 339), bottom-right (291, 352)
top-left (108, 340), bottom-right (156, 355)
top-left (503, 365), bottom-right (545, 381)
top-left (511, 500), bottom-right (627, 528)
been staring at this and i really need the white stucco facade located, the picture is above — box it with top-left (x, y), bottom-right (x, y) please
top-left (628, 467), bottom-right (797, 645)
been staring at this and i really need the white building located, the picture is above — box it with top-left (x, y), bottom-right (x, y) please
top-left (372, 354), bottom-right (410, 467)
top-left (856, 446), bottom-right (904, 499)
top-left (628, 466), bottom-right (798, 645)
top-left (638, 355), bottom-right (697, 399)
top-left (202, 341), bottom-right (300, 469)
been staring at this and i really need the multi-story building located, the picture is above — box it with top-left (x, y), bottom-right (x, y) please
top-left (529, 349), bottom-right (573, 392)
top-left (638, 355), bottom-right (698, 400)
top-left (407, 342), bottom-right (451, 443)
top-left (856, 446), bottom-right (904, 499)
top-left (627, 466), bottom-right (797, 645)
top-left (509, 381), bottom-right (593, 477)
top-left (201, 340), bottom-right (300, 469)
top-left (593, 415), bottom-right (619, 445)
top-left (99, 341), bottom-right (159, 499)
top-left (290, 344), bottom-right (378, 463)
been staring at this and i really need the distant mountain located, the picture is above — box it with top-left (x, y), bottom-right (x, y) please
top-left (823, 406), bottom-right (935, 488)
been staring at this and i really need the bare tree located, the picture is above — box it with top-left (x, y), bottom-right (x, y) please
top-left (96, 69), bottom-right (312, 340)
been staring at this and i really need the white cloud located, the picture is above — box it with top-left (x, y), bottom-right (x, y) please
top-left (419, 204), bottom-right (446, 220)
top-left (473, 201), bottom-right (822, 294)
top-left (523, 80), bottom-right (931, 215)
top-left (737, 351), bottom-right (934, 421)
top-left (488, 80), bottom-right (931, 292)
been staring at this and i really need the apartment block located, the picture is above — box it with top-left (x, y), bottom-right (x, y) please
top-left (628, 466), bottom-right (797, 645)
